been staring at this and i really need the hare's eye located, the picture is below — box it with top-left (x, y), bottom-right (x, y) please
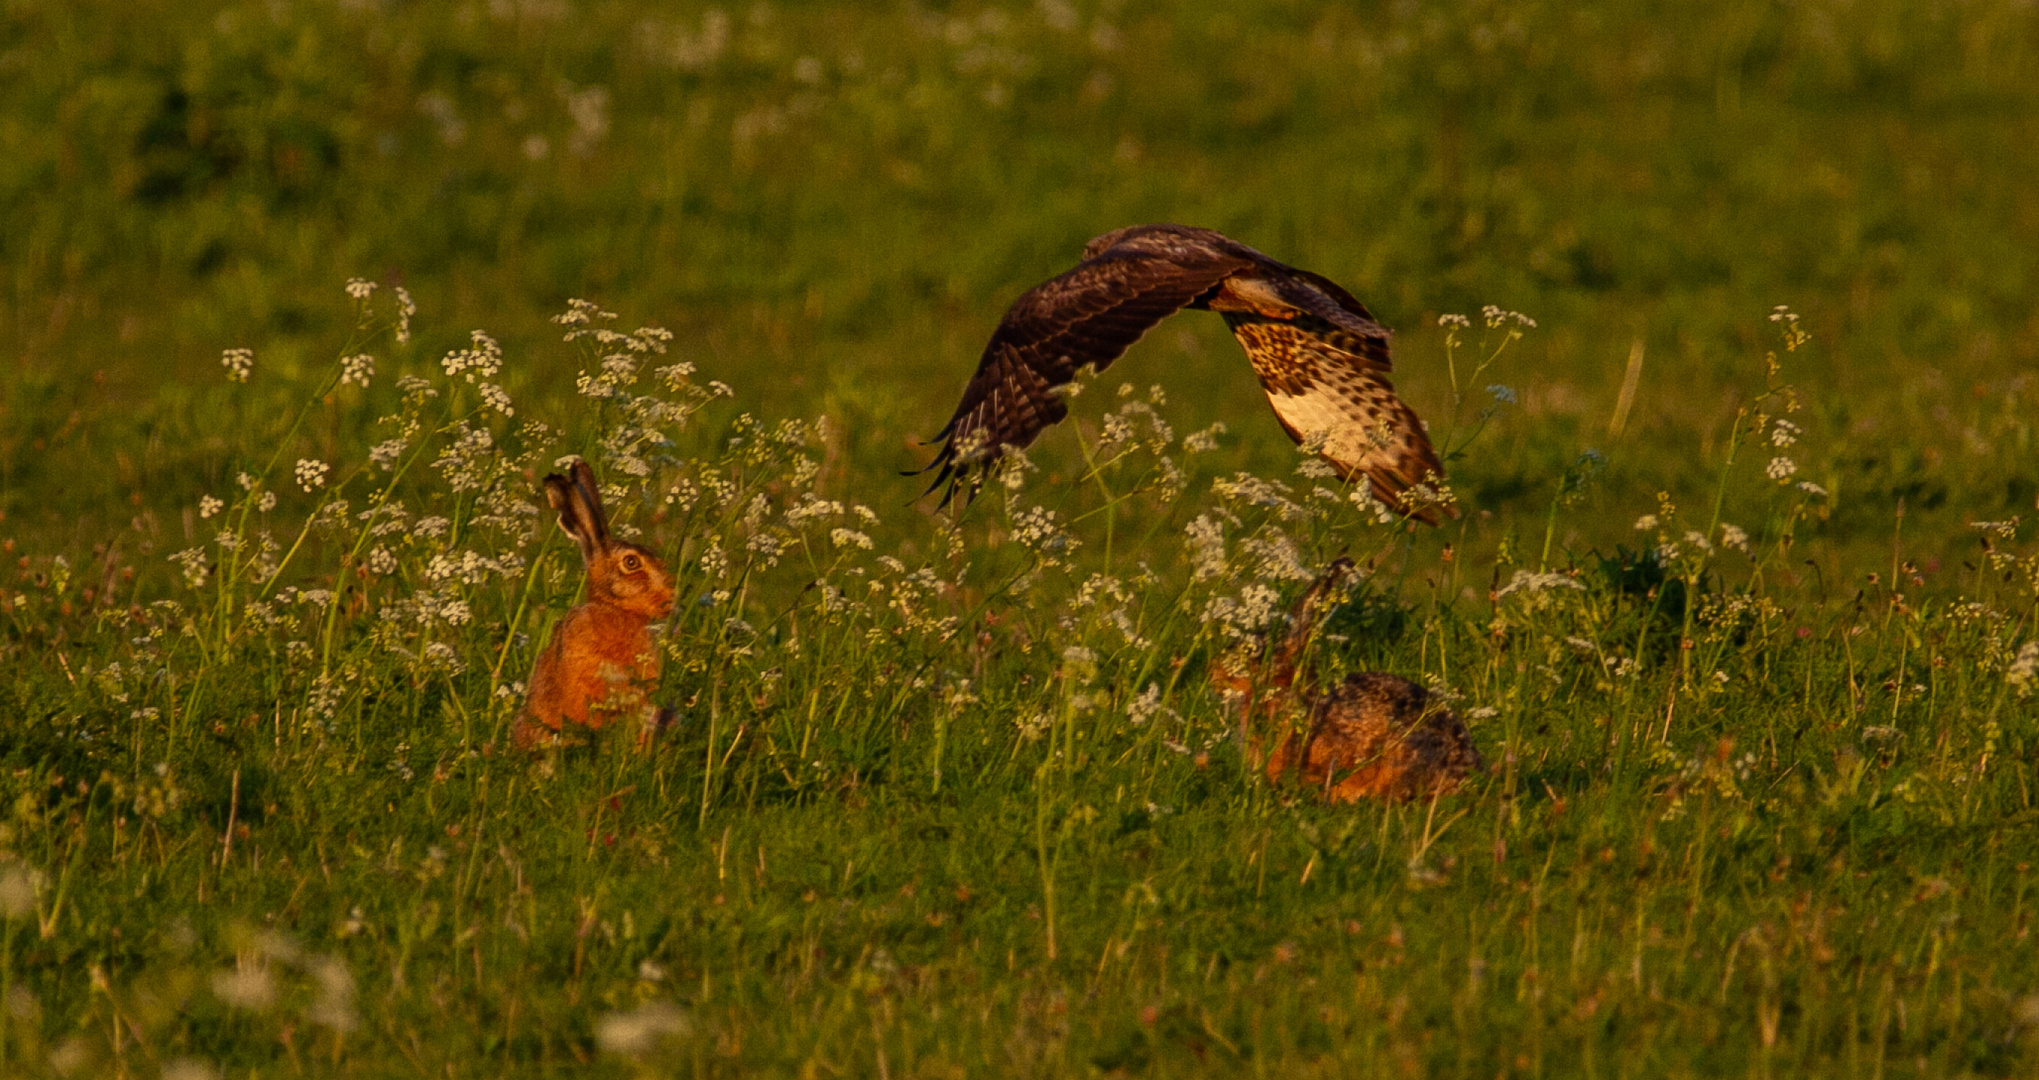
top-left (622, 554), bottom-right (641, 572)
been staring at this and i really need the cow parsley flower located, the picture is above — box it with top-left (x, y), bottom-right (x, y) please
top-left (295, 459), bottom-right (330, 492)
top-left (221, 348), bottom-right (254, 383)
top-left (394, 286), bottom-right (417, 344)
top-left (340, 354), bottom-right (375, 388)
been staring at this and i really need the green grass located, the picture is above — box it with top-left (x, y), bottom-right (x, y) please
top-left (1, 0), bottom-right (2038, 1075)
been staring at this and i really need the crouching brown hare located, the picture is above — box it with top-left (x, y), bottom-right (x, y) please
top-left (1213, 558), bottom-right (1483, 801)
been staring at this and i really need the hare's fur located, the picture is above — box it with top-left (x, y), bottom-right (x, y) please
top-left (1216, 559), bottom-right (1483, 801)
top-left (513, 460), bottom-right (675, 749)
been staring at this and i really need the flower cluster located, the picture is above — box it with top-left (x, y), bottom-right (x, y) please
top-left (222, 348), bottom-right (255, 383)
top-left (340, 354), bottom-right (375, 388)
top-left (295, 459), bottom-right (330, 492)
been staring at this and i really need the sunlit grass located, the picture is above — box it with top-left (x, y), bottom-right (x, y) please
top-left (0, 281), bottom-right (2032, 1075)
top-left (3, 1), bottom-right (2039, 1075)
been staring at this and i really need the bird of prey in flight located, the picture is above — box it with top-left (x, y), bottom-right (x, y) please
top-left (917, 223), bottom-right (1452, 523)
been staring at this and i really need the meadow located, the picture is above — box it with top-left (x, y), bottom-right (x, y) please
top-left (2, 0), bottom-right (2038, 1075)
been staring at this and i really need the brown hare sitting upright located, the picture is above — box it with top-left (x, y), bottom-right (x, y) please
top-left (1213, 558), bottom-right (1483, 802)
top-left (512, 460), bottom-right (676, 750)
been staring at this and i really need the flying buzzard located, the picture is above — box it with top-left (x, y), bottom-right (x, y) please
top-left (917, 223), bottom-right (1452, 523)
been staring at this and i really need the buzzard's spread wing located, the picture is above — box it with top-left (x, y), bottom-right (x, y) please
top-left (1225, 312), bottom-right (1450, 523)
top-left (917, 226), bottom-right (1257, 505)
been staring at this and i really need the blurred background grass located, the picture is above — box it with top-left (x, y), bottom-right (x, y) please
top-left (2, 0), bottom-right (2036, 556)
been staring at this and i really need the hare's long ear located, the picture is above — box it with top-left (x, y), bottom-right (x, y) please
top-left (1270, 557), bottom-right (1355, 675)
top-left (544, 466), bottom-right (606, 561)
top-left (568, 459), bottom-right (611, 547)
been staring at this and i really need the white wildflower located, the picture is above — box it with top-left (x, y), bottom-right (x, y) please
top-left (2010, 642), bottom-right (2039, 691)
top-left (942, 679), bottom-right (978, 711)
top-left (1239, 532), bottom-right (1314, 582)
top-left (478, 382), bottom-right (514, 417)
top-left (295, 459), bottom-right (330, 492)
top-left (394, 286), bottom-right (417, 344)
top-left (997, 444), bottom-right (1037, 492)
top-left (746, 532), bottom-right (784, 567)
top-left (1234, 583), bottom-right (1282, 631)
top-left (259, 491), bottom-right (277, 512)
top-left (441, 330), bottom-right (504, 382)
top-left (199, 495), bottom-right (224, 519)
top-left (369, 438), bottom-right (407, 470)
top-left (396, 374), bottom-right (438, 403)
top-left (829, 528), bottom-right (873, 550)
top-left (422, 641), bottom-right (463, 672)
top-left (1769, 418), bottom-right (1800, 447)
top-left (345, 278), bottom-right (378, 301)
top-left (340, 354), bottom-right (375, 388)
top-left (1184, 514), bottom-right (1227, 579)
top-left (1437, 313), bottom-right (1471, 329)
top-left (1182, 421), bottom-right (1226, 454)
top-left (170, 548), bottom-right (210, 588)
top-left (700, 537), bottom-right (728, 578)
top-left (221, 348), bottom-right (254, 383)
top-left (1764, 456), bottom-right (1798, 482)
top-left (1012, 505), bottom-right (1073, 551)
top-left (553, 298), bottom-right (614, 329)
top-left (1719, 524), bottom-right (1749, 551)
top-left (784, 495), bottom-right (844, 525)
top-left (1125, 682), bottom-right (1164, 725)
top-left (1796, 481), bottom-right (1828, 498)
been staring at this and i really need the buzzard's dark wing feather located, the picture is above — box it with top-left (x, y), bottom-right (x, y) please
top-left (918, 239), bottom-right (1254, 505)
